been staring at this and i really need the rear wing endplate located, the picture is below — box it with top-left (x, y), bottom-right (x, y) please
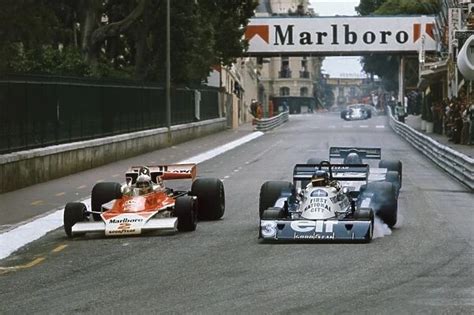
top-left (329, 147), bottom-right (381, 160)
top-left (126, 164), bottom-right (196, 184)
top-left (293, 163), bottom-right (369, 184)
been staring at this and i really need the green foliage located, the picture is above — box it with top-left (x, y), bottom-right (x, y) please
top-left (375, 0), bottom-right (439, 15)
top-left (8, 46), bottom-right (92, 76)
top-left (0, 0), bottom-right (258, 84)
top-left (355, 0), bottom-right (387, 16)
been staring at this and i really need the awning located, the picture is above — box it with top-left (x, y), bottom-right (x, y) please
top-left (419, 59), bottom-right (448, 78)
top-left (418, 59), bottom-right (448, 88)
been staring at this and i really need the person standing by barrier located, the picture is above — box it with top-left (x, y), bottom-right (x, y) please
top-left (395, 101), bottom-right (406, 123)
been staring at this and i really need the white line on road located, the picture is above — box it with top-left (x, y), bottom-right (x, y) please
top-left (359, 125), bottom-right (369, 128)
top-left (376, 125), bottom-right (385, 128)
top-left (0, 131), bottom-right (264, 260)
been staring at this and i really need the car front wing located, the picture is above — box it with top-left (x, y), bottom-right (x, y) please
top-left (71, 217), bottom-right (178, 236)
top-left (260, 219), bottom-right (371, 241)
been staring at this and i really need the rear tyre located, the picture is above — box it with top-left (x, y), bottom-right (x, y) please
top-left (259, 181), bottom-right (293, 218)
top-left (379, 160), bottom-right (402, 188)
top-left (91, 182), bottom-right (122, 221)
top-left (64, 202), bottom-right (87, 238)
top-left (385, 171), bottom-right (400, 196)
top-left (191, 178), bottom-right (225, 220)
top-left (175, 196), bottom-right (198, 232)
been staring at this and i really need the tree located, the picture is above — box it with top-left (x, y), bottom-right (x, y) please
top-left (0, 0), bottom-right (258, 84)
top-left (355, 0), bottom-right (387, 16)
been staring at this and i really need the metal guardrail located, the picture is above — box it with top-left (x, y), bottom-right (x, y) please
top-left (255, 111), bottom-right (289, 131)
top-left (388, 108), bottom-right (474, 191)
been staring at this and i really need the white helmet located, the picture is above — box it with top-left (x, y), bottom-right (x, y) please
top-left (136, 174), bottom-right (152, 195)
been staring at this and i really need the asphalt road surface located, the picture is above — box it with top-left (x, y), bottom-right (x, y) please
top-left (1, 113), bottom-right (473, 314)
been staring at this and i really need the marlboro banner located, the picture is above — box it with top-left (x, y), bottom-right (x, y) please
top-left (245, 16), bottom-right (437, 55)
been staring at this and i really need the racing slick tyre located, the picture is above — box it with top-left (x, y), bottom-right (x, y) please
top-left (353, 208), bottom-right (374, 242)
top-left (340, 110), bottom-right (348, 120)
top-left (259, 181), bottom-right (293, 218)
top-left (358, 182), bottom-right (397, 228)
top-left (64, 202), bottom-right (87, 238)
top-left (379, 160), bottom-right (402, 188)
top-left (91, 182), bottom-right (122, 221)
top-left (191, 178), bottom-right (225, 220)
top-left (366, 109), bottom-right (372, 119)
top-left (175, 196), bottom-right (198, 232)
top-left (385, 171), bottom-right (401, 196)
top-left (261, 207), bottom-right (286, 220)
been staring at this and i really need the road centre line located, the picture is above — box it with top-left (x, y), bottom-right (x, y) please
top-left (0, 257), bottom-right (45, 274)
top-left (51, 244), bottom-right (68, 253)
top-left (0, 131), bottom-right (264, 260)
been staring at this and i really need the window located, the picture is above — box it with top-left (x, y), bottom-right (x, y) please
top-left (300, 87), bottom-right (308, 97)
top-left (280, 57), bottom-right (291, 78)
top-left (280, 87), bottom-right (290, 96)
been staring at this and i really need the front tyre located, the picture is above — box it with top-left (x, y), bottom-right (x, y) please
top-left (64, 202), bottom-right (87, 238)
top-left (259, 181), bottom-right (293, 218)
top-left (354, 208), bottom-right (374, 243)
top-left (191, 178), bottom-right (225, 220)
top-left (91, 182), bottom-right (122, 221)
top-left (261, 207), bottom-right (286, 220)
top-left (175, 196), bottom-right (198, 232)
top-left (358, 182), bottom-right (397, 228)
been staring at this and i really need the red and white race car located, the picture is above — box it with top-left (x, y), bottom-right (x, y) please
top-left (63, 164), bottom-right (225, 238)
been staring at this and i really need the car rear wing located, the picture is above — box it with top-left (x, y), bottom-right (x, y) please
top-left (293, 163), bottom-right (369, 185)
top-left (126, 164), bottom-right (196, 184)
top-left (329, 147), bottom-right (381, 160)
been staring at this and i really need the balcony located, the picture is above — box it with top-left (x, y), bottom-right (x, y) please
top-left (299, 71), bottom-right (310, 78)
top-left (279, 69), bottom-right (292, 78)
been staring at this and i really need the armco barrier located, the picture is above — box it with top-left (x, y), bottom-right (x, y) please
top-left (388, 109), bottom-right (474, 191)
top-left (255, 111), bottom-right (289, 131)
top-left (0, 118), bottom-right (226, 193)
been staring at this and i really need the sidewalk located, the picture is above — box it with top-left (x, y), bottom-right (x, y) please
top-left (404, 115), bottom-right (474, 158)
top-left (0, 122), bottom-right (256, 232)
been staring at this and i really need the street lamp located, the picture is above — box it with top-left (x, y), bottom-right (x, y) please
top-left (166, 0), bottom-right (171, 141)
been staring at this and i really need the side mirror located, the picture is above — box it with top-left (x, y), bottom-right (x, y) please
top-left (126, 176), bottom-right (133, 186)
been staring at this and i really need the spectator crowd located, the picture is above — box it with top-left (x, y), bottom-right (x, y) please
top-left (388, 89), bottom-right (474, 146)
top-left (430, 94), bottom-right (473, 145)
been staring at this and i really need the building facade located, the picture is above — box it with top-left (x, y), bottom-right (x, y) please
top-left (255, 0), bottom-right (322, 113)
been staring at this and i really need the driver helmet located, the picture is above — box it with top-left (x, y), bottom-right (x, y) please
top-left (311, 170), bottom-right (329, 187)
top-left (344, 152), bottom-right (362, 164)
top-left (136, 174), bottom-right (153, 195)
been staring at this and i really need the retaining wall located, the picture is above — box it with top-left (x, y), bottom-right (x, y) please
top-left (0, 118), bottom-right (226, 193)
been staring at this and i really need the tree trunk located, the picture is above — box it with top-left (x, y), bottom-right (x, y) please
top-left (90, 0), bottom-right (148, 48)
top-left (80, 0), bottom-right (101, 70)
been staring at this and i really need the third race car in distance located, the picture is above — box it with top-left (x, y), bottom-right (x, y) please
top-left (340, 104), bottom-right (373, 121)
